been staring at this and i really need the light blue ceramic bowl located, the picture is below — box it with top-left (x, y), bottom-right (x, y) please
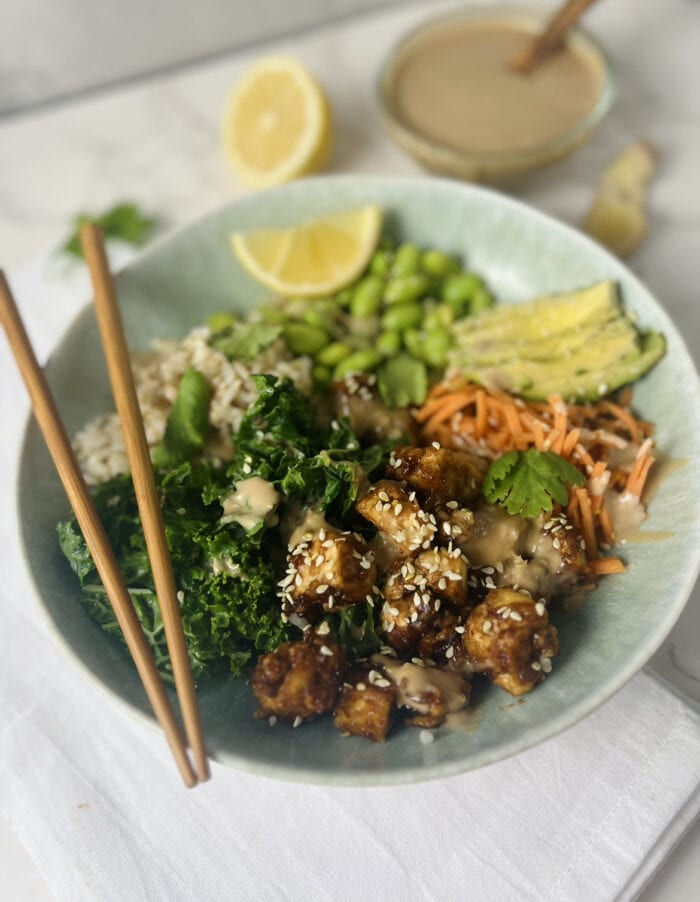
top-left (16, 175), bottom-right (700, 785)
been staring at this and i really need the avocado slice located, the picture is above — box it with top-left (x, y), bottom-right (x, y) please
top-left (448, 280), bottom-right (665, 402)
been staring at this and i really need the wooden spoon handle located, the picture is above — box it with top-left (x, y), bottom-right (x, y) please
top-left (512, 0), bottom-right (599, 75)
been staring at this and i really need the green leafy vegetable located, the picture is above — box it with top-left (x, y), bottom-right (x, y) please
top-left (209, 322), bottom-right (282, 362)
top-left (482, 449), bottom-right (585, 518)
top-left (61, 202), bottom-right (156, 258)
top-left (335, 604), bottom-right (383, 659)
top-left (152, 368), bottom-right (211, 469)
top-left (58, 462), bottom-right (290, 679)
top-left (377, 353), bottom-right (428, 408)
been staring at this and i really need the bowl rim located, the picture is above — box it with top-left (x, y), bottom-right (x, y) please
top-left (14, 173), bottom-right (700, 786)
top-left (376, 3), bottom-right (617, 168)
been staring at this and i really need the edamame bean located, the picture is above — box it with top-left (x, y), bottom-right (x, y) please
top-left (376, 330), bottom-right (402, 356)
top-left (422, 303), bottom-right (454, 331)
top-left (382, 301), bottom-right (424, 332)
top-left (391, 243), bottom-right (421, 277)
top-left (403, 329), bottom-right (423, 359)
top-left (206, 311), bottom-right (236, 333)
top-left (283, 323), bottom-right (329, 355)
top-left (303, 299), bottom-right (336, 329)
top-left (383, 273), bottom-right (430, 306)
top-left (316, 341), bottom-right (352, 367)
top-left (333, 349), bottom-right (383, 380)
top-left (312, 364), bottom-right (332, 390)
top-left (350, 276), bottom-right (384, 317)
top-left (469, 287), bottom-right (495, 314)
top-left (422, 327), bottom-right (452, 367)
top-left (370, 249), bottom-right (393, 278)
top-left (442, 272), bottom-right (485, 312)
top-left (420, 249), bottom-right (460, 278)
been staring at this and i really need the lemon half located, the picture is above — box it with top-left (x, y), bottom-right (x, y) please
top-left (222, 56), bottom-right (332, 188)
top-left (231, 205), bottom-right (382, 297)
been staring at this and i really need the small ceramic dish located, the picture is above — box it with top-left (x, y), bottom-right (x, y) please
top-left (16, 175), bottom-right (700, 785)
top-left (377, 6), bottom-right (616, 184)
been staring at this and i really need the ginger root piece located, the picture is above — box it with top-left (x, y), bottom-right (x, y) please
top-left (584, 142), bottom-right (657, 258)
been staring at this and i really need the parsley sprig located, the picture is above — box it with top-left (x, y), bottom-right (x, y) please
top-left (482, 449), bottom-right (585, 519)
top-left (61, 202), bottom-right (156, 258)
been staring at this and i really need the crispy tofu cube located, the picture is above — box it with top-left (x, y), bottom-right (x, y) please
top-left (381, 559), bottom-right (443, 654)
top-left (355, 480), bottom-right (438, 555)
top-left (386, 446), bottom-right (489, 506)
top-left (417, 610), bottom-right (468, 669)
top-left (465, 588), bottom-right (559, 697)
top-left (333, 666), bottom-right (396, 742)
top-left (433, 504), bottom-right (475, 549)
top-left (282, 528), bottom-right (377, 616)
top-left (413, 547), bottom-right (469, 607)
top-left (252, 634), bottom-right (346, 722)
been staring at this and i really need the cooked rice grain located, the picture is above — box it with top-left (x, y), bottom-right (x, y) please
top-left (74, 327), bottom-right (312, 485)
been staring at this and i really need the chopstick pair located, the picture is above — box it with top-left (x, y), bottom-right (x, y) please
top-left (0, 225), bottom-right (208, 787)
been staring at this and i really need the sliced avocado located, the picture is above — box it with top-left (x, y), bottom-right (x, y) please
top-left (449, 280), bottom-right (666, 402)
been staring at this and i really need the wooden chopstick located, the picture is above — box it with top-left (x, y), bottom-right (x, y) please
top-left (511, 0), bottom-right (599, 75)
top-left (0, 271), bottom-right (198, 788)
top-left (80, 224), bottom-right (210, 783)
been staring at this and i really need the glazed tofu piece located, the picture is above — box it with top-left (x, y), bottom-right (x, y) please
top-left (433, 504), bottom-right (475, 549)
top-left (333, 666), bottom-right (396, 742)
top-left (332, 374), bottom-right (417, 444)
top-left (374, 655), bottom-right (471, 728)
top-left (355, 480), bottom-right (438, 555)
top-left (386, 445), bottom-right (489, 506)
top-left (381, 558), bottom-right (443, 654)
top-left (413, 547), bottom-right (469, 607)
top-left (252, 634), bottom-right (346, 722)
top-left (417, 610), bottom-right (469, 669)
top-left (282, 528), bottom-right (377, 616)
top-left (464, 588), bottom-right (559, 697)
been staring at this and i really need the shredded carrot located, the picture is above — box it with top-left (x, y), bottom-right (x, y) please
top-left (416, 378), bottom-right (656, 580)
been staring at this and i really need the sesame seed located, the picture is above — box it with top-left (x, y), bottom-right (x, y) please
top-left (394, 503), bottom-right (403, 515)
top-left (319, 529), bottom-right (326, 541)
top-left (510, 611), bottom-right (523, 622)
top-left (446, 646), bottom-right (455, 659)
top-left (481, 567), bottom-right (495, 575)
top-left (431, 441), bottom-right (441, 450)
top-left (317, 622), bottom-right (331, 636)
top-left (483, 620), bottom-right (493, 633)
top-left (446, 500), bottom-right (459, 510)
top-left (176, 591), bottom-right (184, 603)
top-left (375, 501), bottom-right (383, 512)
top-left (531, 662), bottom-right (542, 672)
top-left (379, 490), bottom-right (389, 502)
top-left (455, 625), bottom-right (465, 634)
top-left (419, 729), bottom-right (435, 744)
top-left (360, 559), bottom-right (371, 570)
top-left (438, 578), bottom-right (447, 590)
top-left (315, 554), bottom-right (325, 566)
top-left (356, 682), bottom-right (367, 691)
top-left (268, 716), bottom-right (277, 726)
top-left (293, 716), bottom-right (303, 728)
top-left (535, 602), bottom-right (546, 616)
top-left (541, 657), bottom-right (552, 673)
top-left (176, 507), bottom-right (186, 516)
top-left (316, 584), bottom-right (329, 594)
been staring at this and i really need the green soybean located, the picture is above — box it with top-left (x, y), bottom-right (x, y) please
top-left (422, 327), bottom-right (452, 367)
top-left (420, 249), bottom-right (460, 278)
top-left (369, 249), bottom-right (393, 278)
top-left (316, 341), bottom-right (352, 367)
top-left (333, 349), bottom-right (383, 380)
top-left (442, 272), bottom-right (485, 312)
top-left (403, 329), bottom-right (423, 359)
top-left (469, 287), bottom-right (495, 314)
top-left (350, 276), bottom-right (384, 317)
top-left (283, 323), bottom-right (328, 355)
top-left (376, 330), bottom-right (402, 356)
top-left (383, 273), bottom-right (430, 306)
top-left (312, 364), bottom-right (332, 390)
top-left (258, 306), bottom-right (288, 325)
top-left (422, 303), bottom-right (454, 331)
top-left (381, 302), bottom-right (424, 332)
top-left (391, 243), bottom-right (421, 277)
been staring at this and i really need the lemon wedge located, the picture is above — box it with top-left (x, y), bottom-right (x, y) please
top-left (231, 205), bottom-right (382, 297)
top-left (222, 56), bottom-right (332, 188)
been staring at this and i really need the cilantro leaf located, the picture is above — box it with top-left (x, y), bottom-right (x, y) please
top-left (152, 368), bottom-right (211, 468)
top-left (61, 202), bottom-right (156, 258)
top-left (482, 449), bottom-right (585, 518)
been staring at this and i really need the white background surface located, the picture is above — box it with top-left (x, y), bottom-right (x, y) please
top-left (1, 0), bottom-right (699, 898)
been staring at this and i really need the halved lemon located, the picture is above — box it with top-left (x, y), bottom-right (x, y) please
top-left (222, 56), bottom-right (332, 188)
top-left (231, 205), bottom-right (382, 297)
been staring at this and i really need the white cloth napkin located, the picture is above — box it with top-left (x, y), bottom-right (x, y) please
top-left (1, 256), bottom-right (699, 902)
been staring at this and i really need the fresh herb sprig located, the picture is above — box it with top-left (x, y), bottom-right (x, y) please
top-left (482, 449), bottom-right (585, 519)
top-left (61, 202), bottom-right (156, 258)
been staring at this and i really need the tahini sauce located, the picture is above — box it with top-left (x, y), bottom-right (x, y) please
top-left (389, 18), bottom-right (604, 154)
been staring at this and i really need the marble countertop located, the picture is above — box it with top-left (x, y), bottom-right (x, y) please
top-left (1, 1), bottom-right (699, 898)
